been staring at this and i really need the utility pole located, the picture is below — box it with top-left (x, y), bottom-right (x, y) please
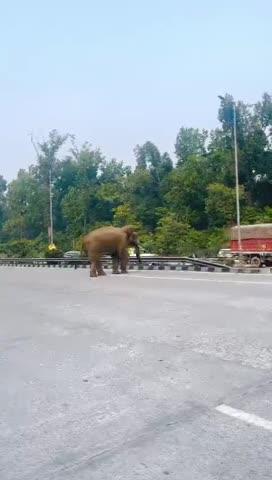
top-left (232, 103), bottom-right (242, 254)
top-left (218, 96), bottom-right (242, 256)
top-left (30, 133), bottom-right (54, 245)
top-left (49, 168), bottom-right (54, 244)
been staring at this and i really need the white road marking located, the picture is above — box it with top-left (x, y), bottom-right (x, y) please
top-left (127, 274), bottom-right (272, 286)
top-left (216, 404), bottom-right (272, 431)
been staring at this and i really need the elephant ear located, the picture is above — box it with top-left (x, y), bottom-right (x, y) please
top-left (122, 225), bottom-right (135, 237)
top-left (122, 225), bottom-right (138, 244)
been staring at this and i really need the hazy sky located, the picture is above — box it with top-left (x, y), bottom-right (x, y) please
top-left (0, 0), bottom-right (271, 180)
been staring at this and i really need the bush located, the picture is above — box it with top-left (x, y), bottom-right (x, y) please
top-left (44, 246), bottom-right (63, 258)
top-left (0, 239), bottom-right (46, 258)
top-left (154, 214), bottom-right (190, 255)
top-left (206, 229), bottom-right (229, 256)
top-left (180, 230), bottom-right (209, 257)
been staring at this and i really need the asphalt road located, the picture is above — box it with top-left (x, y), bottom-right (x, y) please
top-left (1, 267), bottom-right (272, 480)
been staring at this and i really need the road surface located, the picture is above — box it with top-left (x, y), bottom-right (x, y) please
top-left (1, 267), bottom-right (272, 479)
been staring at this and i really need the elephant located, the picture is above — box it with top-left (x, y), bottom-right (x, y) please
top-left (82, 225), bottom-right (141, 277)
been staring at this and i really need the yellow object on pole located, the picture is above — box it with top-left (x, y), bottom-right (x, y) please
top-left (48, 243), bottom-right (57, 251)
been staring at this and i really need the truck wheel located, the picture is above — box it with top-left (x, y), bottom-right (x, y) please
top-left (250, 256), bottom-right (261, 268)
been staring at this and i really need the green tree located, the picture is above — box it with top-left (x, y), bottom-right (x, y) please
top-left (180, 229), bottom-right (208, 256)
top-left (166, 156), bottom-right (209, 228)
top-left (124, 168), bottom-right (160, 230)
top-left (205, 183), bottom-right (245, 228)
top-left (155, 215), bottom-right (213, 256)
top-left (62, 187), bottom-right (91, 237)
top-left (113, 204), bottom-right (137, 226)
top-left (175, 127), bottom-right (208, 165)
top-left (60, 143), bottom-right (106, 236)
top-left (0, 175), bottom-right (7, 237)
top-left (31, 130), bottom-right (71, 239)
top-left (125, 142), bottom-right (173, 230)
top-left (34, 129), bottom-right (70, 182)
top-left (154, 214), bottom-right (190, 255)
top-left (4, 170), bottom-right (44, 240)
top-left (74, 143), bottom-right (103, 187)
top-left (242, 205), bottom-right (272, 224)
top-left (216, 94), bottom-right (272, 203)
top-left (134, 141), bottom-right (161, 169)
top-left (205, 150), bottom-right (235, 187)
top-left (99, 159), bottom-right (131, 183)
top-left (207, 229), bottom-right (229, 256)
top-left (95, 159), bottom-right (131, 224)
top-left (255, 93), bottom-right (272, 130)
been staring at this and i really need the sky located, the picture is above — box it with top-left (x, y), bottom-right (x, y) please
top-left (0, 0), bottom-right (271, 180)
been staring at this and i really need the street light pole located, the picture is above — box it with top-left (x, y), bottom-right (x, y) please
top-left (218, 97), bottom-right (242, 257)
top-left (232, 103), bottom-right (242, 254)
top-left (49, 168), bottom-right (54, 245)
top-left (29, 134), bottom-right (54, 245)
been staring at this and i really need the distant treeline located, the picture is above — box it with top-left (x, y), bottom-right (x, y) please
top-left (1, 93), bottom-right (272, 257)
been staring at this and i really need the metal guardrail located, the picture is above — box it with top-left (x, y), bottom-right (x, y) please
top-left (0, 256), bottom-right (230, 272)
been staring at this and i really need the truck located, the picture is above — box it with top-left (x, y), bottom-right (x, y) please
top-left (230, 223), bottom-right (272, 267)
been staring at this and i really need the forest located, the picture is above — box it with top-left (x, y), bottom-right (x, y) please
top-left (1, 93), bottom-right (272, 258)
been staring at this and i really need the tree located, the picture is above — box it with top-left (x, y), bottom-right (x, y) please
top-left (74, 143), bottom-right (103, 187)
top-left (96, 159), bottom-right (130, 224)
top-left (134, 142), bottom-right (173, 179)
top-left (166, 156), bottom-right (209, 229)
top-left (207, 229), bottom-right (229, 256)
top-left (134, 141), bottom-right (161, 169)
top-left (4, 170), bottom-right (44, 239)
top-left (205, 183), bottom-right (245, 228)
top-left (113, 203), bottom-right (144, 231)
top-left (0, 175), bottom-right (6, 196)
top-left (255, 92), bottom-right (272, 130)
top-left (60, 145), bottom-right (129, 236)
top-left (154, 213), bottom-right (190, 255)
top-left (0, 175), bottom-right (7, 236)
top-left (99, 159), bottom-right (131, 183)
top-left (175, 127), bottom-right (208, 165)
top-left (216, 94), bottom-right (272, 196)
top-left (206, 150), bottom-right (235, 187)
top-left (60, 143), bottom-right (107, 236)
top-left (124, 168), bottom-right (160, 230)
top-left (62, 187), bottom-right (91, 237)
top-left (125, 142), bottom-right (173, 231)
top-left (34, 129), bottom-right (70, 182)
top-left (30, 130), bottom-right (71, 240)
top-left (217, 94), bottom-right (246, 149)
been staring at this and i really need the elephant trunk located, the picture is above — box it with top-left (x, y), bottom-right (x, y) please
top-left (134, 244), bottom-right (142, 263)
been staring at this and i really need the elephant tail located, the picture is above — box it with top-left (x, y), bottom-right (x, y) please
top-left (80, 236), bottom-right (88, 257)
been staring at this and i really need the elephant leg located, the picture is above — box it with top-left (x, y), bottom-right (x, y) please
top-left (90, 262), bottom-right (97, 277)
top-left (90, 254), bottom-right (105, 277)
top-left (120, 249), bottom-right (129, 274)
top-left (96, 259), bottom-right (106, 276)
top-left (111, 253), bottom-right (120, 274)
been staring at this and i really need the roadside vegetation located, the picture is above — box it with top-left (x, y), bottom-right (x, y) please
top-left (1, 93), bottom-right (272, 257)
